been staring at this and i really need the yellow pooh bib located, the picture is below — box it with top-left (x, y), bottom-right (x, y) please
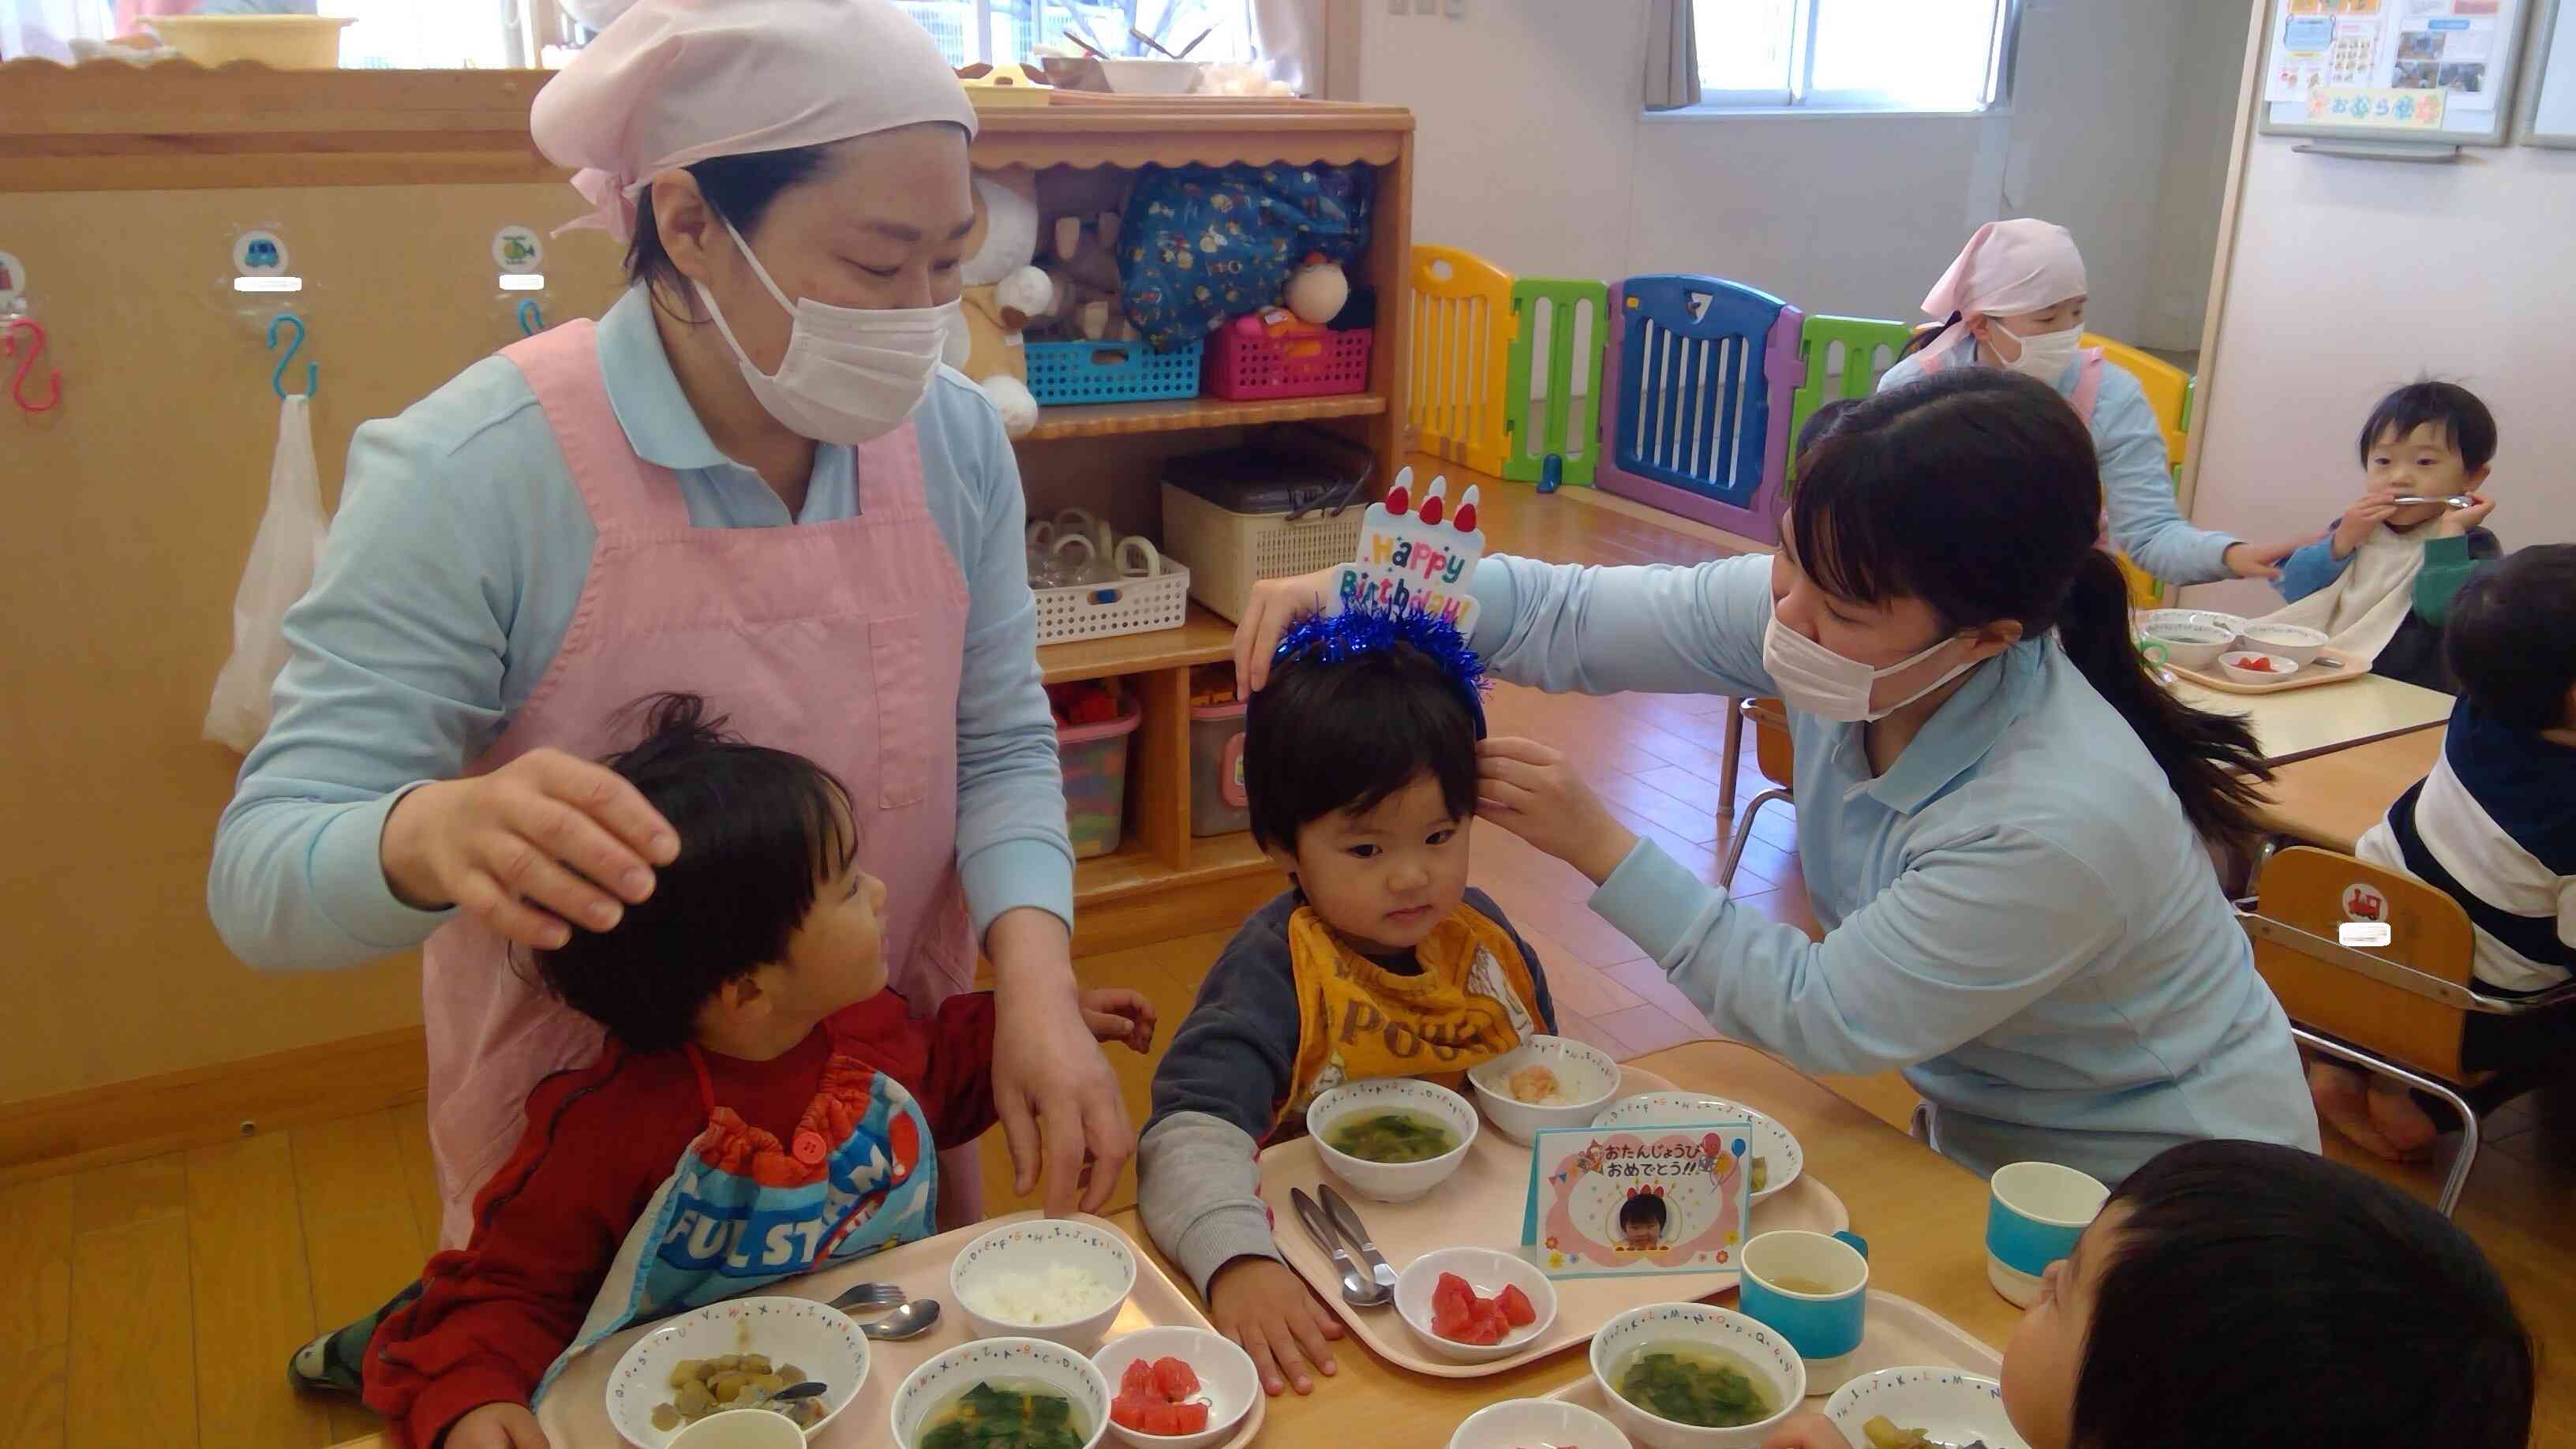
top-left (1280, 901), bottom-right (1545, 1125)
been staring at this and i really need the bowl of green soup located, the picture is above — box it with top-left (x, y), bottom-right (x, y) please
top-left (890, 1336), bottom-right (1110, 1449)
top-left (1305, 1077), bottom-right (1478, 1203)
top-left (1589, 1302), bottom-right (1804, 1448)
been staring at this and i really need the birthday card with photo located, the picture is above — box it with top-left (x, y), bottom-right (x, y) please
top-left (1520, 1121), bottom-right (1754, 1279)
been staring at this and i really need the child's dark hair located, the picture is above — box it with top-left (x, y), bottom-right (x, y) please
top-left (1617, 1193), bottom-right (1668, 1234)
top-left (2073, 1140), bottom-right (2531, 1449)
top-left (530, 693), bottom-right (854, 1052)
top-left (1792, 369), bottom-right (2271, 843)
top-left (2447, 544), bottom-right (2576, 731)
top-left (1244, 640), bottom-right (1479, 852)
top-left (2358, 379), bottom-right (2497, 472)
top-left (1795, 397), bottom-right (1863, 464)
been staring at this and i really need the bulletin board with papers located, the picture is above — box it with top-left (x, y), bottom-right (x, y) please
top-left (2258, 0), bottom-right (2535, 146)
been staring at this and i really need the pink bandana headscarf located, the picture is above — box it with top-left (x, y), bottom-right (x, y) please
top-left (530, 0), bottom-right (979, 243)
top-left (1915, 219), bottom-right (2087, 368)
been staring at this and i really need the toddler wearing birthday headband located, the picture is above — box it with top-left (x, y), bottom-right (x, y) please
top-left (1136, 475), bottom-right (1559, 1398)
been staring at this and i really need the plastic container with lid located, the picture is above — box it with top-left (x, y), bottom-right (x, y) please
top-left (1058, 697), bottom-right (1142, 859)
top-left (1189, 696), bottom-right (1251, 837)
top-left (146, 15), bottom-right (354, 69)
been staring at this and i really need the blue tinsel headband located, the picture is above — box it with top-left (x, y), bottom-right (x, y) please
top-left (1269, 599), bottom-right (1490, 738)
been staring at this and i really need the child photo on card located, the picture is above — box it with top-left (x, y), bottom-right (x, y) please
top-left (1521, 1121), bottom-right (1754, 1279)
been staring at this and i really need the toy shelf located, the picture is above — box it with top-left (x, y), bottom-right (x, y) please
top-left (998, 95), bottom-right (1415, 951)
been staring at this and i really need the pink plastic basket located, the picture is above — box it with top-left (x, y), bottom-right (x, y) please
top-left (1204, 326), bottom-right (1372, 401)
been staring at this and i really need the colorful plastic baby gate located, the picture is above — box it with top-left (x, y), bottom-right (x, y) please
top-left (1784, 314), bottom-right (1915, 484)
top-left (1501, 276), bottom-right (1608, 489)
top-left (1406, 245), bottom-right (1515, 477)
top-left (1597, 275), bottom-right (1806, 545)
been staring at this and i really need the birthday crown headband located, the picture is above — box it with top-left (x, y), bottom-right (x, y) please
top-left (1270, 467), bottom-right (1492, 736)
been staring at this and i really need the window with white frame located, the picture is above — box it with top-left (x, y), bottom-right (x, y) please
top-left (893, 0), bottom-right (1252, 68)
top-left (1690, 0), bottom-right (2015, 112)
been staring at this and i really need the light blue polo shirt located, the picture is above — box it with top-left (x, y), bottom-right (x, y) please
top-left (211, 286), bottom-right (1071, 968)
top-left (1471, 552), bottom-right (2320, 1184)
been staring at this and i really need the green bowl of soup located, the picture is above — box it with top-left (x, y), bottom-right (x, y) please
top-left (1305, 1077), bottom-right (1478, 1203)
top-left (1589, 1303), bottom-right (1804, 1448)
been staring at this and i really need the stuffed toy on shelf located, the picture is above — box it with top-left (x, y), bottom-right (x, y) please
top-left (949, 166), bottom-right (1055, 436)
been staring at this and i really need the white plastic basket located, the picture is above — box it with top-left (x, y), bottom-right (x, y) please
top-left (1032, 564), bottom-right (1192, 646)
top-left (1160, 481), bottom-right (1365, 623)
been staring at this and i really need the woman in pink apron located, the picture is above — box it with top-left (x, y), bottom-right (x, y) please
top-left (210, 0), bottom-right (1127, 1372)
top-left (1874, 219), bottom-right (2308, 590)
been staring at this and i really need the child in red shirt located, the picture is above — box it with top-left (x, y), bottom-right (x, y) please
top-left (357, 694), bottom-right (1152, 1448)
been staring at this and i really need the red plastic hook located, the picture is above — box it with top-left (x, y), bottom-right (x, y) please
top-left (5, 318), bottom-right (62, 414)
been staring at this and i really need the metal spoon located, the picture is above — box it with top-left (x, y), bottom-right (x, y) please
top-left (857, 1298), bottom-right (942, 1341)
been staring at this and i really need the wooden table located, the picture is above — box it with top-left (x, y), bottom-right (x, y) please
top-left (2170, 672), bottom-right (2453, 766)
top-left (328, 1042), bottom-right (2017, 1449)
top-left (2256, 727), bottom-right (2443, 852)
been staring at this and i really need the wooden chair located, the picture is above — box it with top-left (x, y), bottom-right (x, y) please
top-left (1720, 697), bottom-right (1795, 887)
top-left (2241, 845), bottom-right (2576, 1214)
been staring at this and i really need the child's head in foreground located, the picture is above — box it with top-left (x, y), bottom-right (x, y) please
top-left (1999, 1139), bottom-right (2530, 1449)
top-left (532, 693), bottom-right (889, 1054)
top-left (2358, 380), bottom-right (2496, 531)
top-left (2446, 543), bottom-right (2576, 735)
top-left (1245, 618), bottom-right (1483, 954)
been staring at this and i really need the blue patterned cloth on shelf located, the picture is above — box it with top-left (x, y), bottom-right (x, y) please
top-left (1118, 162), bottom-right (1373, 353)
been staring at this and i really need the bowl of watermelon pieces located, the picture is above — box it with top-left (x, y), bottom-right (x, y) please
top-left (1395, 1247), bottom-right (1560, 1364)
top-left (1095, 1327), bottom-right (1257, 1448)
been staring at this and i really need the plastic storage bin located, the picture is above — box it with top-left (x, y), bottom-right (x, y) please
top-left (1159, 456), bottom-right (1366, 623)
top-left (1025, 339), bottom-right (1205, 406)
top-left (1204, 326), bottom-right (1372, 401)
top-left (1189, 697), bottom-right (1250, 837)
top-left (1058, 698), bottom-right (1142, 860)
top-left (147, 14), bottom-right (354, 67)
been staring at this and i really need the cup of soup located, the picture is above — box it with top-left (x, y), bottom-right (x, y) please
top-left (1736, 1230), bottom-right (1870, 1368)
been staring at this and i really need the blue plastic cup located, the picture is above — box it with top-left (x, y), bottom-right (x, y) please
top-left (1736, 1229), bottom-right (1870, 1364)
top-left (1985, 1161), bottom-right (2109, 1308)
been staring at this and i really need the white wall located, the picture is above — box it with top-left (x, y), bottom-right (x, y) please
top-left (2141, 0), bottom-right (2258, 350)
top-left (1359, 0), bottom-right (2248, 346)
top-left (2183, 138), bottom-right (2576, 616)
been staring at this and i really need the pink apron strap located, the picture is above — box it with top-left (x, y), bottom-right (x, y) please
top-left (502, 320), bottom-right (691, 534)
top-left (853, 421), bottom-right (928, 519)
top-left (2069, 350), bottom-right (2105, 420)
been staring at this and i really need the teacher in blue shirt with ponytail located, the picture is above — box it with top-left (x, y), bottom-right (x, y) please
top-left (1237, 370), bottom-right (2320, 1185)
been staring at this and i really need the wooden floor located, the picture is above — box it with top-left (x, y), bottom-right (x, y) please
top-left (5, 481), bottom-right (2569, 1448)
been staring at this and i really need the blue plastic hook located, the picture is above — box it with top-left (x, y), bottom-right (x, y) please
top-left (517, 298), bottom-right (544, 336)
top-left (268, 313), bottom-right (316, 400)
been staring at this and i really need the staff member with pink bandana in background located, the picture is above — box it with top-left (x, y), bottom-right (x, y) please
top-left (1879, 219), bottom-right (2308, 587)
top-left (212, 3), bottom-right (1129, 1384)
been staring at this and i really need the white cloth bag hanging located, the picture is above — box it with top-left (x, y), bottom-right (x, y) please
top-left (203, 394), bottom-right (330, 753)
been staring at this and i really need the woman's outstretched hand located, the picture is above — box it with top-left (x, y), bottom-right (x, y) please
top-left (380, 748), bottom-right (678, 950)
top-left (1476, 736), bottom-right (1639, 885)
top-left (1230, 567), bottom-right (1346, 698)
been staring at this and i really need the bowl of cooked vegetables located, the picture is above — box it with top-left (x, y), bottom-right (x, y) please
top-left (1467, 1035), bottom-right (1623, 1144)
top-left (1825, 1367), bottom-right (2028, 1449)
top-left (892, 1336), bottom-right (1112, 1449)
top-left (951, 1218), bottom-right (1139, 1354)
top-left (1305, 1076), bottom-right (1478, 1203)
top-left (1591, 1092), bottom-right (1803, 1203)
top-left (604, 1295), bottom-right (867, 1444)
top-left (1588, 1302), bottom-right (1803, 1448)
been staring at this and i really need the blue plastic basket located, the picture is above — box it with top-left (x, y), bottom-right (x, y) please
top-left (1024, 339), bottom-right (1205, 406)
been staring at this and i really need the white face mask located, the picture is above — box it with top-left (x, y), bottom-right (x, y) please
top-left (1762, 610), bottom-right (1982, 724)
top-left (695, 217), bottom-right (956, 445)
top-left (1994, 324), bottom-right (2083, 384)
